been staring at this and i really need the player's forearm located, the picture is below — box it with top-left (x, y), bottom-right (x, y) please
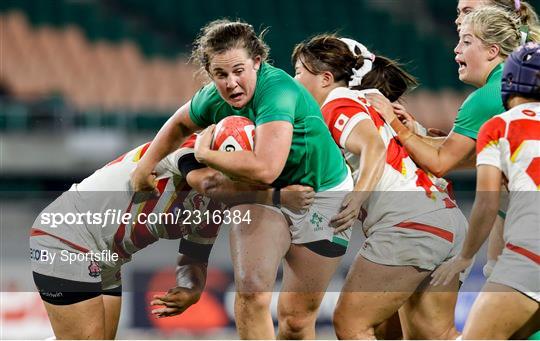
top-left (353, 144), bottom-right (385, 202)
top-left (460, 192), bottom-right (500, 259)
top-left (142, 122), bottom-right (191, 170)
top-left (390, 118), bottom-right (450, 177)
top-left (419, 135), bottom-right (446, 148)
top-left (175, 254), bottom-right (208, 292)
top-left (185, 167), bottom-right (270, 205)
top-left (199, 150), bottom-right (279, 185)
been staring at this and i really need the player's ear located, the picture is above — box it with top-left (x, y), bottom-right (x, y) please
top-left (253, 56), bottom-right (262, 71)
top-left (486, 44), bottom-right (501, 61)
top-left (321, 71), bottom-right (334, 87)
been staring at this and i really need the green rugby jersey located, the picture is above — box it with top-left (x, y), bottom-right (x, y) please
top-left (453, 63), bottom-right (505, 140)
top-left (189, 62), bottom-right (348, 191)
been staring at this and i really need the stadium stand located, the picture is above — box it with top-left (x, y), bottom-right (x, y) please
top-left (0, 0), bottom-right (476, 134)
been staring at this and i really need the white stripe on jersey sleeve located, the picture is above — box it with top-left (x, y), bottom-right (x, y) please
top-left (339, 113), bottom-right (371, 148)
top-left (158, 148), bottom-right (195, 176)
top-left (477, 142), bottom-right (503, 169)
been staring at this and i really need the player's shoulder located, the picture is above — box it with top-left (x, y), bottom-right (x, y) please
top-left (476, 114), bottom-right (507, 155)
top-left (485, 102), bottom-right (540, 127)
top-left (323, 87), bottom-right (380, 107)
top-left (462, 84), bottom-right (502, 113)
top-left (189, 82), bottom-right (226, 127)
top-left (322, 88), bottom-right (373, 118)
top-left (504, 102), bottom-right (540, 120)
top-left (253, 63), bottom-right (301, 104)
top-left (321, 88), bottom-right (381, 141)
top-left (479, 114), bottom-right (507, 136)
top-left (462, 64), bottom-right (503, 111)
top-left (259, 62), bottom-right (292, 80)
top-left (322, 88), bottom-right (383, 122)
top-left (258, 63), bottom-right (297, 90)
top-left (191, 82), bottom-right (222, 109)
top-left (195, 81), bottom-right (219, 98)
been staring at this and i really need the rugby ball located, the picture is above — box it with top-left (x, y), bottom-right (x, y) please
top-left (211, 116), bottom-right (255, 151)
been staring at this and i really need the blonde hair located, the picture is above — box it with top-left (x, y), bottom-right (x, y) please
top-left (489, 0), bottom-right (540, 41)
top-left (463, 6), bottom-right (521, 58)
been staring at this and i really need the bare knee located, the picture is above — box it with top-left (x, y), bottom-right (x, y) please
top-left (402, 311), bottom-right (456, 340)
top-left (374, 313), bottom-right (403, 340)
top-left (333, 307), bottom-right (375, 340)
top-left (278, 303), bottom-right (318, 338)
top-left (279, 314), bottom-right (316, 339)
top-left (235, 291), bottom-right (272, 314)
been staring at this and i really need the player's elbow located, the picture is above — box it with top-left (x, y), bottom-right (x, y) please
top-left (199, 173), bottom-right (222, 194)
top-left (186, 173), bottom-right (206, 194)
top-left (186, 168), bottom-right (223, 195)
top-left (254, 171), bottom-right (279, 185)
top-left (430, 163), bottom-right (451, 178)
top-left (431, 168), bottom-right (446, 178)
top-left (252, 166), bottom-right (280, 185)
top-left (428, 151), bottom-right (457, 178)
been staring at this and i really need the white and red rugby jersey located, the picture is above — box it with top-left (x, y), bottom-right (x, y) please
top-left (322, 87), bottom-right (456, 235)
top-left (477, 103), bottom-right (540, 261)
top-left (477, 102), bottom-right (540, 191)
top-left (71, 134), bottom-right (222, 259)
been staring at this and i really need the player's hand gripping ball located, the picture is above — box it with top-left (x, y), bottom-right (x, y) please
top-left (211, 116), bottom-right (255, 151)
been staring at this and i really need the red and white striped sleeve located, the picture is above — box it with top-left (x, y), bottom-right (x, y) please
top-left (321, 97), bottom-right (371, 148)
top-left (476, 116), bottom-right (506, 169)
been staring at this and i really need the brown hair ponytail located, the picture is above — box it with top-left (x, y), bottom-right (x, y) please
top-left (292, 34), bottom-right (417, 102)
top-left (352, 55), bottom-right (418, 102)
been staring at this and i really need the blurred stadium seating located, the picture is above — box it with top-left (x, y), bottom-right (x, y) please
top-left (4, 0), bottom-right (536, 139)
top-left (1, 0), bottom-right (503, 136)
top-left (0, 0), bottom-right (498, 181)
top-left (1, 7), bottom-right (202, 126)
